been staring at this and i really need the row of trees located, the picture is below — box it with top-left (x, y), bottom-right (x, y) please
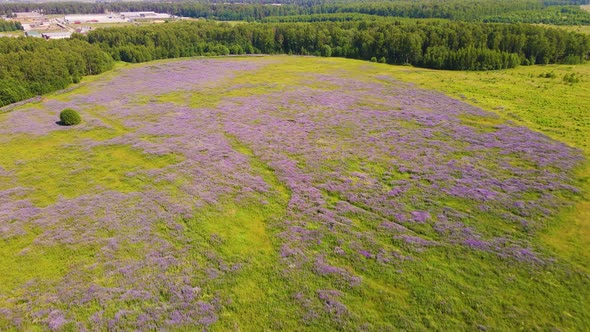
top-left (1, 16), bottom-right (589, 106)
top-left (78, 20), bottom-right (590, 68)
top-left (0, 19), bottom-right (21, 32)
top-left (483, 6), bottom-right (590, 25)
top-left (0, 38), bottom-right (113, 107)
top-left (1, 0), bottom-right (590, 24)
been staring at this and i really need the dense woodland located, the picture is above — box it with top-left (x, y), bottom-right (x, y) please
top-left (79, 20), bottom-right (589, 69)
top-left (0, 19), bottom-right (21, 32)
top-left (1, 18), bottom-right (588, 107)
top-left (0, 38), bottom-right (113, 107)
top-left (1, 0), bottom-right (590, 107)
top-left (483, 6), bottom-right (590, 25)
top-left (2, 0), bottom-right (590, 24)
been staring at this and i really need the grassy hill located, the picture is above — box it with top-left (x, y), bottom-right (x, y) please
top-left (0, 56), bottom-right (588, 330)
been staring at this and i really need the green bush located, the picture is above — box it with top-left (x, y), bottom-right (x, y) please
top-left (59, 108), bottom-right (81, 126)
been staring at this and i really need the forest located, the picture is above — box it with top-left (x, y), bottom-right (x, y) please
top-left (1, 0), bottom-right (590, 107)
top-left (0, 38), bottom-right (113, 107)
top-left (2, 0), bottom-right (590, 24)
top-left (79, 20), bottom-right (589, 69)
top-left (0, 19), bottom-right (21, 32)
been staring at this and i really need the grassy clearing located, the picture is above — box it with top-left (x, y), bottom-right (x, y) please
top-left (368, 60), bottom-right (590, 271)
top-left (146, 56), bottom-right (342, 109)
top-left (0, 31), bottom-right (24, 38)
top-left (373, 63), bottom-right (590, 151)
top-left (538, 23), bottom-right (590, 35)
top-left (206, 56), bottom-right (590, 328)
top-left (0, 129), bottom-right (180, 207)
top-left (180, 135), bottom-right (299, 330)
top-left (0, 229), bottom-right (98, 294)
top-left (0, 56), bottom-right (588, 330)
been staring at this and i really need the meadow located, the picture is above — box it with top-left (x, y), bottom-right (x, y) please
top-left (387, 62), bottom-right (590, 269)
top-left (0, 56), bottom-right (588, 330)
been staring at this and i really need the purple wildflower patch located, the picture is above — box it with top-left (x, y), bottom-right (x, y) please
top-left (0, 57), bottom-right (583, 328)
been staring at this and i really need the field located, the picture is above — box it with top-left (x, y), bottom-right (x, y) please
top-left (536, 23), bottom-right (590, 35)
top-left (0, 56), bottom-right (588, 330)
top-left (0, 31), bottom-right (24, 38)
top-left (387, 63), bottom-right (590, 269)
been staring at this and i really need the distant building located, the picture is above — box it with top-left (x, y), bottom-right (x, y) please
top-left (64, 14), bottom-right (128, 24)
top-left (120, 11), bottom-right (172, 19)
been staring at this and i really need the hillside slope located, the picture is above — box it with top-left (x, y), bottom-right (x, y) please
top-left (0, 56), bottom-right (588, 330)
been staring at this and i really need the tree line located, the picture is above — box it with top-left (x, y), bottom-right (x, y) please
top-left (1, 18), bottom-right (589, 107)
top-left (0, 19), bottom-right (21, 32)
top-left (0, 38), bottom-right (113, 107)
top-left (78, 20), bottom-right (589, 68)
top-left (483, 6), bottom-right (590, 25)
top-left (1, 0), bottom-right (590, 25)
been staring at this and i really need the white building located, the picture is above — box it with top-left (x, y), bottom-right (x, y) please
top-left (120, 11), bottom-right (172, 19)
top-left (64, 14), bottom-right (128, 24)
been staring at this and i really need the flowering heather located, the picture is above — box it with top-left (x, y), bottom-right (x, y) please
top-left (0, 57), bottom-right (587, 330)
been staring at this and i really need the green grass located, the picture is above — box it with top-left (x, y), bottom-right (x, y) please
top-left (0, 31), bottom-right (24, 38)
top-left (0, 229), bottom-right (98, 293)
top-left (146, 57), bottom-right (342, 110)
top-left (175, 135), bottom-right (300, 330)
top-left (373, 64), bottom-right (590, 151)
top-left (0, 129), bottom-right (181, 207)
top-left (537, 23), bottom-right (590, 35)
top-left (363, 61), bottom-right (590, 272)
top-left (206, 57), bottom-right (590, 329)
top-left (232, 57), bottom-right (589, 279)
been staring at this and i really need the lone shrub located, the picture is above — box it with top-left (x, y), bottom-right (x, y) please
top-left (60, 108), bottom-right (81, 126)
